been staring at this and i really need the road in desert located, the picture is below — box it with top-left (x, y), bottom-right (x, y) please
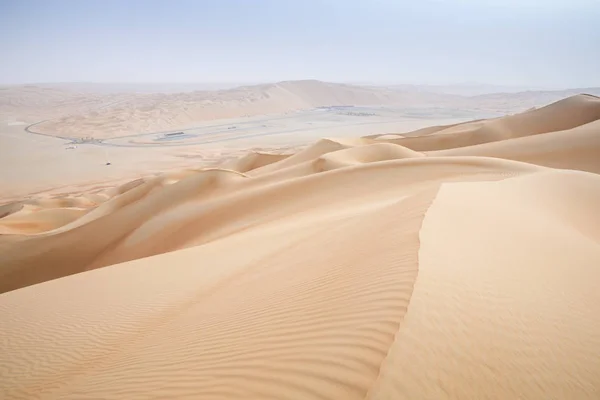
top-left (1, 81), bottom-right (600, 399)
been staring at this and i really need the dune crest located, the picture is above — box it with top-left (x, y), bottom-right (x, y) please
top-left (2, 95), bottom-right (600, 399)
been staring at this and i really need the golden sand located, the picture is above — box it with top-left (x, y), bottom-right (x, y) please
top-left (1, 94), bottom-right (600, 399)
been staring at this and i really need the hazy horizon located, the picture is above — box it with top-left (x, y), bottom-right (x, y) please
top-left (1, 0), bottom-right (599, 87)
top-left (4, 81), bottom-right (600, 96)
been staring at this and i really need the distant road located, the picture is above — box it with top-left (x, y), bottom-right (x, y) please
top-left (23, 108), bottom-right (320, 145)
top-left (26, 116), bottom-right (411, 148)
top-left (23, 106), bottom-right (490, 149)
top-left (25, 120), bottom-right (71, 142)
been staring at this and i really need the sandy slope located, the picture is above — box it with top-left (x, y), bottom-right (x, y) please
top-left (370, 94), bottom-right (600, 152)
top-left (1, 95), bottom-right (600, 399)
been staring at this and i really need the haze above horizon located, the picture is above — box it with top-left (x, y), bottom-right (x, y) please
top-left (1, 0), bottom-right (599, 87)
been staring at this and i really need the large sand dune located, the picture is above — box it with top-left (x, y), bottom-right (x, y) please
top-left (1, 94), bottom-right (600, 398)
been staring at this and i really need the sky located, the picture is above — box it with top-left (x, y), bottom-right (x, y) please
top-left (0, 0), bottom-right (599, 87)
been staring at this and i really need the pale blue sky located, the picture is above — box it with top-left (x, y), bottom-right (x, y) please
top-left (1, 0), bottom-right (598, 87)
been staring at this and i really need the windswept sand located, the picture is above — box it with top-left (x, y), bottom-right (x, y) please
top-left (1, 94), bottom-right (600, 399)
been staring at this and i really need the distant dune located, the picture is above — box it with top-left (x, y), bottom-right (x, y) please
top-left (1, 94), bottom-right (600, 399)
top-left (29, 80), bottom-right (452, 139)
top-left (0, 85), bottom-right (135, 123)
top-left (3, 80), bottom-right (599, 139)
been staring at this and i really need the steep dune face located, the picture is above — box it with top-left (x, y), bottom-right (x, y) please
top-left (2, 95), bottom-right (600, 399)
top-left (369, 171), bottom-right (600, 399)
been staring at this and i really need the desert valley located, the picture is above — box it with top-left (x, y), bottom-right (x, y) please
top-left (1, 79), bottom-right (600, 398)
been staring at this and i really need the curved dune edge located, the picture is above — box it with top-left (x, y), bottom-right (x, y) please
top-left (0, 186), bottom-right (438, 399)
top-left (1, 94), bottom-right (600, 398)
top-left (368, 172), bottom-right (600, 399)
top-left (0, 155), bottom-right (537, 294)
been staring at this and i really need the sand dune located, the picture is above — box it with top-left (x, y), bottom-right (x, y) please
top-left (370, 94), bottom-right (600, 151)
top-left (1, 94), bottom-right (600, 399)
top-left (430, 118), bottom-right (600, 174)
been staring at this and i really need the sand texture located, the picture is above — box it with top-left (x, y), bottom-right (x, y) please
top-left (1, 94), bottom-right (600, 399)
